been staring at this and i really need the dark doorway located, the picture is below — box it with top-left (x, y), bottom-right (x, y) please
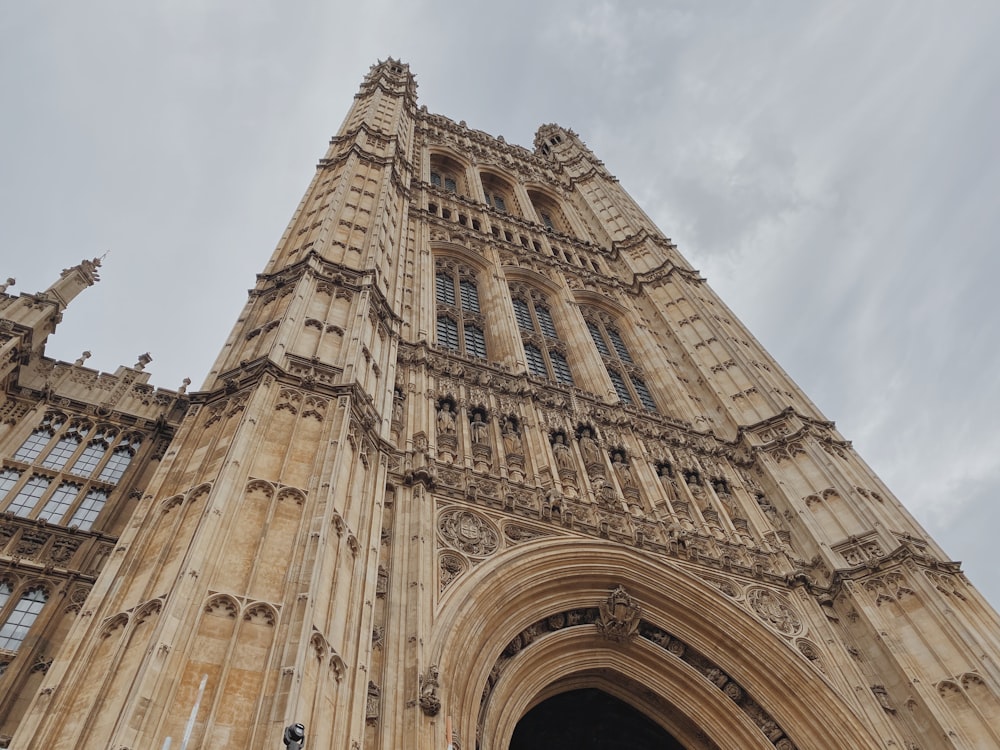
top-left (509, 688), bottom-right (686, 750)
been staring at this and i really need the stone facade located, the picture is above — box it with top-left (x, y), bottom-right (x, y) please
top-left (2, 59), bottom-right (999, 749)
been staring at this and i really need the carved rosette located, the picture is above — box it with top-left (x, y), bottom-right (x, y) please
top-left (438, 509), bottom-right (500, 557)
top-left (746, 587), bottom-right (803, 636)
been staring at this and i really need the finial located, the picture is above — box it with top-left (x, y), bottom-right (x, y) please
top-left (134, 352), bottom-right (152, 371)
top-left (74, 351), bottom-right (92, 366)
top-left (178, 377), bottom-right (191, 395)
top-left (0, 277), bottom-right (14, 294)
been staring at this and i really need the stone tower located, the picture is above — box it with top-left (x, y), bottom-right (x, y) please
top-left (3, 60), bottom-right (999, 749)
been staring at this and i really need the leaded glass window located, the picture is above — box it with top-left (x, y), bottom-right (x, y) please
top-left (512, 299), bottom-right (533, 331)
top-left (70, 488), bottom-right (109, 531)
top-left (535, 306), bottom-right (557, 338)
top-left (38, 482), bottom-right (81, 523)
top-left (609, 370), bottom-right (633, 404)
top-left (0, 469), bottom-right (20, 498)
top-left (550, 351), bottom-right (574, 386)
top-left (0, 588), bottom-right (48, 651)
top-left (524, 344), bottom-right (546, 377)
top-left (41, 434), bottom-right (82, 470)
top-left (459, 280), bottom-right (480, 313)
top-left (14, 427), bottom-right (56, 463)
top-left (5, 475), bottom-right (51, 517)
top-left (98, 445), bottom-right (135, 484)
top-left (436, 273), bottom-right (455, 305)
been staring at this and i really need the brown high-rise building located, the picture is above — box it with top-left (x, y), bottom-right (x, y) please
top-left (2, 60), bottom-right (998, 749)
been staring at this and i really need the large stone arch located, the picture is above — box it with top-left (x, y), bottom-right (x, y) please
top-left (429, 538), bottom-right (881, 750)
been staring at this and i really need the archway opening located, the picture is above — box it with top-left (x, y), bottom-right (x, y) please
top-left (509, 688), bottom-right (686, 750)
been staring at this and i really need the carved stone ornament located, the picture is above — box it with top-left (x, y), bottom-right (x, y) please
top-left (438, 509), bottom-right (500, 557)
top-left (419, 665), bottom-right (442, 716)
top-left (746, 587), bottom-right (803, 636)
top-left (597, 585), bottom-right (642, 642)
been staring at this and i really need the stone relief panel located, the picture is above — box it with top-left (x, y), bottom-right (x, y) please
top-left (745, 587), bottom-right (803, 637)
top-left (438, 508), bottom-right (500, 558)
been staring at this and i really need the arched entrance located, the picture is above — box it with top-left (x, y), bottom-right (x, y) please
top-left (430, 539), bottom-right (884, 750)
top-left (510, 687), bottom-right (686, 750)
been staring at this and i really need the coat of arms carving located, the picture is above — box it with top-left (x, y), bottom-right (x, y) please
top-left (597, 585), bottom-right (642, 642)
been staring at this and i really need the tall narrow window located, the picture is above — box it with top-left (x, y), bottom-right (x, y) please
top-left (435, 259), bottom-right (489, 360)
top-left (69, 488), bottom-right (109, 531)
top-left (481, 173), bottom-right (515, 215)
top-left (41, 431), bottom-right (84, 470)
top-left (38, 482), bottom-right (82, 523)
top-left (0, 588), bottom-right (48, 651)
top-left (585, 311), bottom-right (658, 412)
top-left (5, 475), bottom-right (51, 517)
top-left (0, 468), bottom-right (21, 498)
top-left (14, 418), bottom-right (62, 463)
top-left (429, 154), bottom-right (465, 196)
top-left (0, 581), bottom-right (11, 612)
top-left (510, 285), bottom-right (574, 386)
top-left (98, 438), bottom-right (140, 484)
top-left (70, 430), bottom-right (114, 477)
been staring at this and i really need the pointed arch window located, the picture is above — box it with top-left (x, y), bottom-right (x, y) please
top-left (481, 173), bottom-right (515, 215)
top-left (0, 588), bottom-right (48, 651)
top-left (13, 416), bottom-right (63, 463)
top-left (41, 435), bottom-right (80, 470)
top-left (429, 153), bottom-right (466, 196)
top-left (510, 285), bottom-right (574, 386)
top-left (435, 259), bottom-right (488, 360)
top-left (0, 581), bottom-right (10, 612)
top-left (586, 312), bottom-right (658, 411)
top-left (1, 415), bottom-right (142, 531)
top-left (98, 437), bottom-right (140, 484)
top-left (70, 429), bottom-right (115, 478)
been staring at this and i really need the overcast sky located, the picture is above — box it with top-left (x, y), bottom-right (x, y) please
top-left (2, 2), bottom-right (998, 609)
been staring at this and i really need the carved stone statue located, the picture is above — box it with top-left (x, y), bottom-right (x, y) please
top-left (502, 420), bottom-right (522, 455)
top-left (437, 402), bottom-right (456, 436)
top-left (551, 433), bottom-right (572, 469)
top-left (470, 412), bottom-right (489, 445)
top-left (578, 428), bottom-right (600, 465)
top-left (419, 665), bottom-right (441, 716)
top-left (612, 453), bottom-right (634, 489)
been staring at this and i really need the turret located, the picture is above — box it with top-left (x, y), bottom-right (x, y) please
top-left (0, 257), bottom-right (102, 382)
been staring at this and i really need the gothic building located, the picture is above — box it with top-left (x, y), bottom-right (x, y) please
top-left (1, 60), bottom-right (998, 749)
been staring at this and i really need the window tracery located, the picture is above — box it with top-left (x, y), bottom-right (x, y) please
top-left (510, 284), bottom-right (574, 386)
top-left (429, 153), bottom-right (466, 196)
top-left (435, 259), bottom-right (488, 360)
top-left (1, 412), bottom-right (141, 528)
top-left (527, 189), bottom-right (573, 237)
top-left (481, 173), bottom-right (516, 215)
top-left (585, 311), bottom-right (657, 411)
top-left (0, 587), bottom-right (48, 652)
